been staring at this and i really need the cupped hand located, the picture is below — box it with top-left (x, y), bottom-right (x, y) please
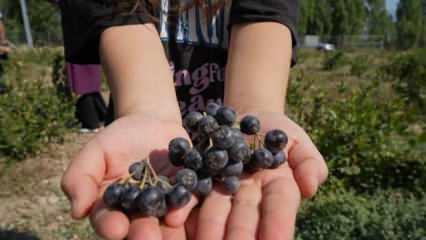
top-left (61, 114), bottom-right (197, 240)
top-left (185, 112), bottom-right (328, 240)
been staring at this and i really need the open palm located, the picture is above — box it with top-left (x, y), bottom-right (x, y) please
top-left (61, 114), bottom-right (197, 240)
top-left (185, 112), bottom-right (328, 240)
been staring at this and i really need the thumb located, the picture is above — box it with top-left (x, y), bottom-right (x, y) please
top-left (287, 127), bottom-right (328, 198)
top-left (61, 141), bottom-right (105, 219)
top-left (268, 116), bottom-right (328, 198)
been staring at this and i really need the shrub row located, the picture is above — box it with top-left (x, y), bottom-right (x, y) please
top-left (0, 48), bottom-right (74, 161)
top-left (288, 75), bottom-right (425, 194)
top-left (297, 191), bottom-right (426, 240)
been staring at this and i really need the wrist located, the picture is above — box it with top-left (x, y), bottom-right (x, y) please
top-left (116, 101), bottom-right (182, 125)
top-left (224, 101), bottom-right (285, 117)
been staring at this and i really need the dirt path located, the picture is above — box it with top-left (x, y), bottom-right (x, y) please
top-left (0, 133), bottom-right (101, 240)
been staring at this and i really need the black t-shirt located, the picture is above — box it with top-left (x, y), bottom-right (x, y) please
top-left (59, 0), bottom-right (298, 114)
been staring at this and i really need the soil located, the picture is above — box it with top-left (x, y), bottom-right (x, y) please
top-left (0, 133), bottom-right (101, 240)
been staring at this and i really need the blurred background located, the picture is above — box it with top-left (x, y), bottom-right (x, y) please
top-left (0, 0), bottom-right (425, 239)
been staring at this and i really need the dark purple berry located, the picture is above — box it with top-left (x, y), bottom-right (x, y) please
top-left (129, 162), bottom-right (145, 181)
top-left (198, 116), bottom-right (220, 136)
top-left (136, 187), bottom-right (165, 217)
top-left (206, 102), bottom-right (221, 117)
top-left (204, 148), bottom-right (229, 171)
top-left (192, 133), bottom-right (210, 153)
top-left (184, 111), bottom-right (204, 132)
top-left (223, 161), bottom-right (244, 177)
top-left (120, 185), bottom-right (141, 212)
top-left (252, 148), bottom-right (274, 169)
top-left (184, 149), bottom-right (203, 171)
top-left (223, 176), bottom-right (240, 194)
top-left (175, 168), bottom-right (198, 191)
top-left (229, 141), bottom-right (251, 163)
top-left (244, 159), bottom-right (260, 173)
top-left (211, 126), bottom-right (236, 150)
top-left (166, 185), bottom-right (191, 209)
top-left (230, 128), bottom-right (245, 142)
top-left (155, 200), bottom-right (168, 218)
top-left (240, 115), bottom-right (261, 135)
top-left (270, 151), bottom-right (287, 169)
top-left (168, 138), bottom-right (191, 166)
top-left (103, 183), bottom-right (125, 208)
top-left (264, 130), bottom-right (288, 154)
top-left (215, 106), bottom-right (237, 126)
top-left (195, 177), bottom-right (213, 197)
top-left (197, 167), bottom-right (219, 178)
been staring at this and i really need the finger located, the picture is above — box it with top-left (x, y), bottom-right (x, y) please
top-left (286, 120), bottom-right (328, 198)
top-left (196, 188), bottom-right (232, 240)
top-left (161, 224), bottom-right (186, 240)
top-left (61, 140), bottom-right (106, 219)
top-left (90, 200), bottom-right (130, 240)
top-left (165, 195), bottom-right (199, 227)
top-left (128, 217), bottom-right (162, 240)
top-left (185, 207), bottom-right (200, 240)
top-left (226, 181), bottom-right (262, 240)
top-left (293, 156), bottom-right (328, 198)
top-left (259, 176), bottom-right (301, 240)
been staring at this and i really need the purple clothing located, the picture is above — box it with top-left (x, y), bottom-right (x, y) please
top-left (66, 63), bottom-right (102, 95)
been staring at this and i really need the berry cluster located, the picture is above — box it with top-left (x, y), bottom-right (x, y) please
top-left (103, 103), bottom-right (288, 217)
top-left (103, 160), bottom-right (192, 217)
top-left (174, 103), bottom-right (288, 195)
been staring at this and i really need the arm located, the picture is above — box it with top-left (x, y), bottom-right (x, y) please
top-left (61, 24), bottom-right (195, 240)
top-left (100, 24), bottom-right (181, 121)
top-left (225, 22), bottom-right (328, 198)
top-left (225, 22), bottom-right (291, 113)
top-left (191, 22), bottom-right (328, 240)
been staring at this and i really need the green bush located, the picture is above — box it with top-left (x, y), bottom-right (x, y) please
top-left (323, 51), bottom-right (347, 71)
top-left (296, 191), bottom-right (426, 240)
top-left (350, 56), bottom-right (370, 77)
top-left (0, 48), bottom-right (75, 161)
top-left (288, 76), bottom-right (425, 194)
top-left (0, 80), bottom-right (75, 160)
top-left (381, 49), bottom-right (426, 115)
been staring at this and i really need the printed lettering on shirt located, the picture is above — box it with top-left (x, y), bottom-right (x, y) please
top-left (180, 97), bottom-right (223, 115)
top-left (173, 63), bottom-right (225, 90)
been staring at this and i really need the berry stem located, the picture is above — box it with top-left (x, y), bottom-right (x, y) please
top-left (158, 178), bottom-right (173, 188)
top-left (255, 134), bottom-right (265, 147)
top-left (139, 166), bottom-right (149, 189)
top-left (121, 172), bottom-right (134, 184)
top-left (146, 158), bottom-right (159, 184)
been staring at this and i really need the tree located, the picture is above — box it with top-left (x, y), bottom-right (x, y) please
top-left (298, 0), bottom-right (367, 38)
top-left (396, 0), bottom-right (426, 49)
top-left (0, 0), bottom-right (61, 45)
top-left (299, 0), bottom-right (333, 36)
top-left (365, 0), bottom-right (395, 46)
top-left (366, 0), bottom-right (389, 35)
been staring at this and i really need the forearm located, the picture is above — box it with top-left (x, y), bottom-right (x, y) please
top-left (224, 22), bottom-right (292, 114)
top-left (100, 24), bottom-right (181, 122)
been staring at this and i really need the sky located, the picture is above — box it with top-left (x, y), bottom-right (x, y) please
top-left (386, 0), bottom-right (399, 16)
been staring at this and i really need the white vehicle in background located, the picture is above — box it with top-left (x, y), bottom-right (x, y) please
top-left (317, 43), bottom-right (336, 52)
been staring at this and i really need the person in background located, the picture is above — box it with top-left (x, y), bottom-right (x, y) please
top-left (48, 0), bottom-right (108, 132)
top-left (67, 63), bottom-right (108, 132)
top-left (0, 10), bottom-right (11, 94)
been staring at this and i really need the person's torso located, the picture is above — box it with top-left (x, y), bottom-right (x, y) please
top-left (156, 0), bottom-right (231, 114)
